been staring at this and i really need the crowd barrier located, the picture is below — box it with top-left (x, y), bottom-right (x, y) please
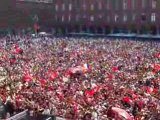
top-left (67, 33), bottom-right (160, 40)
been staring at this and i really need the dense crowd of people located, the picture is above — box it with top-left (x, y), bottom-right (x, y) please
top-left (0, 35), bottom-right (160, 120)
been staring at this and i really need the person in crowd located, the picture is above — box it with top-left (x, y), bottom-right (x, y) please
top-left (0, 35), bottom-right (160, 119)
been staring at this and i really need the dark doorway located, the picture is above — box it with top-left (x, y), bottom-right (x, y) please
top-left (97, 27), bottom-right (103, 34)
top-left (89, 26), bottom-right (95, 33)
top-left (82, 26), bottom-right (87, 33)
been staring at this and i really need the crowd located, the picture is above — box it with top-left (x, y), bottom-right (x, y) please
top-left (0, 35), bottom-right (160, 120)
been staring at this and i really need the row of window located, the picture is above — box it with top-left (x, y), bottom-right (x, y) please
top-left (55, 13), bottom-right (156, 23)
top-left (55, 0), bottom-right (157, 11)
top-left (17, 0), bottom-right (53, 3)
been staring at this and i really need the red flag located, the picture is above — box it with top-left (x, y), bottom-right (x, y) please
top-left (49, 71), bottom-right (57, 80)
top-left (112, 66), bottom-right (119, 72)
top-left (85, 89), bottom-right (95, 98)
top-left (154, 64), bottom-right (160, 70)
top-left (153, 64), bottom-right (160, 72)
top-left (85, 85), bottom-right (101, 98)
top-left (15, 48), bottom-right (23, 54)
top-left (39, 79), bottom-right (47, 86)
top-left (122, 96), bottom-right (132, 104)
top-left (14, 45), bottom-right (23, 54)
top-left (23, 76), bottom-right (32, 82)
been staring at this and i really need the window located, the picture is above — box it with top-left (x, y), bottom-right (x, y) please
top-left (142, 0), bottom-right (145, 8)
top-left (62, 15), bottom-right (64, 22)
top-left (83, 14), bottom-right (86, 19)
top-left (132, 14), bottom-right (136, 21)
top-left (68, 15), bottom-right (71, 22)
top-left (18, 0), bottom-right (53, 3)
top-left (91, 4), bottom-right (94, 11)
top-left (55, 4), bottom-right (58, 11)
top-left (152, 0), bottom-right (156, 9)
top-left (132, 0), bottom-right (135, 10)
top-left (90, 16), bottom-right (94, 21)
top-left (151, 13), bottom-right (156, 22)
top-left (107, 0), bottom-right (110, 10)
top-left (98, 2), bottom-right (102, 10)
top-left (82, 3), bottom-right (87, 11)
top-left (69, 3), bottom-right (72, 11)
top-left (141, 13), bottom-right (146, 21)
top-left (123, 14), bottom-right (127, 22)
top-left (123, 0), bottom-right (127, 10)
top-left (62, 4), bottom-right (65, 11)
top-left (98, 14), bottom-right (102, 19)
top-left (76, 15), bottom-right (80, 21)
top-left (114, 14), bottom-right (118, 22)
top-left (55, 15), bottom-right (58, 21)
top-left (115, 0), bottom-right (119, 10)
top-left (107, 16), bottom-right (110, 22)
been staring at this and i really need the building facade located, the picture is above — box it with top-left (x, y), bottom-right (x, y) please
top-left (15, 0), bottom-right (54, 30)
top-left (0, 0), bottom-right (159, 34)
top-left (0, 0), bottom-right (54, 33)
top-left (52, 0), bottom-right (159, 34)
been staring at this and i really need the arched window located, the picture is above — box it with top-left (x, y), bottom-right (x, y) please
top-left (123, 0), bottom-right (127, 10)
top-left (132, 0), bottom-right (135, 10)
top-left (152, 0), bottom-right (156, 9)
top-left (98, 2), bottom-right (102, 10)
top-left (90, 4), bottom-right (94, 11)
top-left (69, 3), bottom-right (72, 11)
top-left (142, 0), bottom-right (145, 8)
top-left (123, 14), bottom-right (127, 22)
top-left (55, 4), bottom-right (59, 11)
top-left (151, 13), bottom-right (156, 22)
top-left (114, 14), bottom-right (118, 22)
top-left (62, 3), bottom-right (65, 11)
top-left (90, 16), bottom-right (94, 21)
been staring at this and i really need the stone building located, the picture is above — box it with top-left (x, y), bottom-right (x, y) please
top-left (52, 0), bottom-right (159, 34)
top-left (0, 0), bottom-right (159, 34)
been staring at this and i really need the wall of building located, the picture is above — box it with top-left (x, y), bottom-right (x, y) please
top-left (53, 0), bottom-right (159, 34)
top-left (0, 0), bottom-right (159, 34)
top-left (0, 0), bottom-right (54, 32)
